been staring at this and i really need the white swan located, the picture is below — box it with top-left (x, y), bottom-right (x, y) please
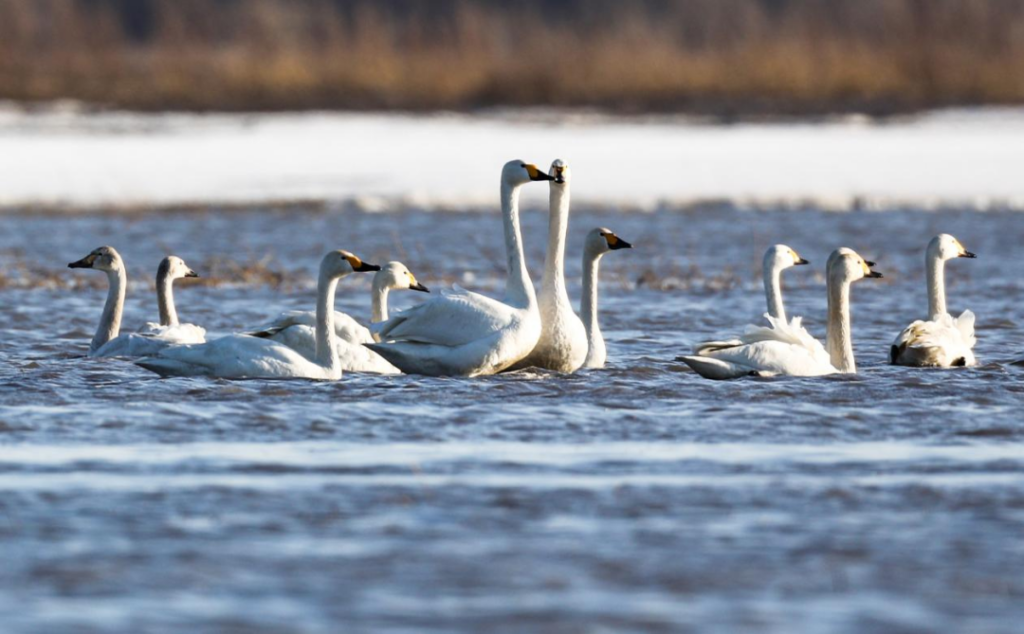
top-left (246, 262), bottom-right (429, 374)
top-left (510, 159), bottom-right (588, 372)
top-left (68, 247), bottom-right (205, 357)
top-left (367, 160), bottom-right (555, 376)
top-left (890, 234), bottom-right (977, 367)
top-left (678, 249), bottom-right (882, 379)
top-left (581, 227), bottom-right (633, 369)
top-left (136, 251), bottom-right (380, 380)
top-left (139, 256), bottom-right (206, 344)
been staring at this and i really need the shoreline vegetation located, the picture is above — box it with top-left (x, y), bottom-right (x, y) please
top-left (2, 0), bottom-right (1024, 117)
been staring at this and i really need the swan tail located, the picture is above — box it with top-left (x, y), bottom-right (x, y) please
top-left (676, 355), bottom-right (762, 380)
top-left (136, 356), bottom-right (207, 377)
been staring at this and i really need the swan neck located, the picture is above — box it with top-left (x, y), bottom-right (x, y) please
top-left (93, 266), bottom-right (127, 352)
top-left (926, 252), bottom-right (947, 319)
top-left (540, 182), bottom-right (570, 307)
top-left (826, 273), bottom-right (855, 373)
top-left (581, 247), bottom-right (604, 356)
top-left (500, 179), bottom-right (536, 309)
top-left (764, 263), bottom-right (786, 322)
top-left (371, 280), bottom-right (389, 323)
top-left (314, 270), bottom-right (340, 372)
top-left (156, 273), bottom-right (178, 327)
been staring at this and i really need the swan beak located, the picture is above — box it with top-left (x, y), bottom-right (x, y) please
top-left (410, 282), bottom-right (430, 293)
top-left (795, 258), bottom-right (810, 265)
top-left (865, 260), bottom-right (876, 267)
top-left (609, 237), bottom-right (633, 250)
top-left (866, 270), bottom-right (884, 279)
top-left (960, 251), bottom-right (977, 259)
top-left (185, 270), bottom-right (199, 278)
top-left (68, 255), bottom-right (95, 269)
top-left (355, 261), bottom-right (382, 273)
top-left (525, 164), bottom-right (555, 182)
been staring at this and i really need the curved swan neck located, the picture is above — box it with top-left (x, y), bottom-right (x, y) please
top-left (826, 273), bottom-right (855, 373)
top-left (156, 271), bottom-right (179, 327)
top-left (370, 279), bottom-right (390, 323)
top-left (763, 261), bottom-right (786, 322)
top-left (926, 251), bottom-right (947, 319)
top-left (93, 266), bottom-right (127, 352)
top-left (581, 246), bottom-right (605, 357)
top-left (540, 181), bottom-right (571, 307)
top-left (314, 270), bottom-right (341, 372)
top-left (500, 179), bottom-right (537, 309)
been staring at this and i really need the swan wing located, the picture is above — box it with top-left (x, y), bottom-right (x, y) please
top-left (375, 288), bottom-right (517, 347)
top-left (247, 310), bottom-right (372, 344)
top-left (262, 324), bottom-right (400, 374)
top-left (138, 323), bottom-right (207, 344)
top-left (686, 314), bottom-right (834, 378)
top-left (890, 312), bottom-right (977, 367)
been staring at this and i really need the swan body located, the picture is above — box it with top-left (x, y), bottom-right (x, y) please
top-left (679, 249), bottom-right (882, 379)
top-left (511, 160), bottom-right (588, 372)
top-left (890, 234), bottom-right (977, 367)
top-left (368, 160), bottom-right (554, 376)
top-left (247, 262), bottom-right (429, 374)
top-left (68, 248), bottom-right (205, 357)
top-left (580, 228), bottom-right (633, 369)
top-left (136, 251), bottom-right (380, 380)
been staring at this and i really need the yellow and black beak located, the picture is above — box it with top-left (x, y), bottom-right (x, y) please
top-left (795, 257), bottom-right (810, 266)
top-left (525, 164), bottom-right (555, 182)
top-left (410, 281), bottom-right (430, 293)
top-left (866, 267), bottom-right (883, 279)
top-left (960, 251), bottom-right (977, 259)
top-left (355, 261), bottom-right (381, 273)
top-left (68, 254), bottom-right (96, 269)
top-left (605, 234), bottom-right (632, 250)
top-left (185, 269), bottom-right (199, 278)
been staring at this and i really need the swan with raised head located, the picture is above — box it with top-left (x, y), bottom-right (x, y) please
top-left (68, 247), bottom-right (205, 357)
top-left (678, 249), bottom-right (882, 379)
top-left (580, 227), bottom-right (633, 369)
top-left (139, 256), bottom-right (206, 344)
top-left (890, 234), bottom-right (977, 367)
top-left (136, 251), bottom-right (380, 379)
top-left (246, 261), bottom-right (429, 374)
top-left (367, 160), bottom-right (554, 376)
top-left (510, 159), bottom-right (588, 372)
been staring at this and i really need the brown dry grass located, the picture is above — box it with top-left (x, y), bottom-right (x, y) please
top-left (1, 0), bottom-right (1024, 115)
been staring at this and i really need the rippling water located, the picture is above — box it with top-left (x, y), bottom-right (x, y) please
top-left (2, 206), bottom-right (1024, 633)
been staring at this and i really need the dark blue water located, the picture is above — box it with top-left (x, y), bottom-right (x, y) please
top-left (1, 206), bottom-right (1023, 633)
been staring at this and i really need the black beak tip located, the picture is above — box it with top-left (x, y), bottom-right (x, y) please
top-left (963, 252), bottom-right (977, 259)
top-left (364, 263), bottom-right (382, 272)
top-left (869, 271), bottom-right (884, 279)
top-left (796, 258), bottom-right (810, 265)
top-left (412, 283), bottom-right (430, 293)
top-left (611, 239), bottom-right (633, 250)
top-left (186, 271), bottom-right (199, 278)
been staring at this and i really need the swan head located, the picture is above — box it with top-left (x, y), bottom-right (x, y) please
top-left (829, 248), bottom-right (883, 283)
top-left (765, 245), bottom-right (809, 272)
top-left (586, 227), bottom-right (633, 255)
top-left (549, 159), bottom-right (569, 185)
top-left (158, 255), bottom-right (199, 282)
top-left (378, 261), bottom-right (429, 293)
top-left (503, 159), bottom-right (555, 186)
top-left (68, 246), bottom-right (123, 273)
top-left (322, 250), bottom-right (381, 279)
top-left (827, 247), bottom-right (875, 271)
top-left (930, 234), bottom-right (976, 261)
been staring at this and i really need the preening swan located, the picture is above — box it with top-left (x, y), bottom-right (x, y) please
top-left (367, 160), bottom-right (555, 376)
top-left (136, 251), bottom-right (380, 380)
top-left (511, 159), bottom-right (588, 373)
top-left (247, 261), bottom-right (429, 374)
top-left (678, 248), bottom-right (882, 379)
top-left (68, 247), bottom-right (204, 357)
top-left (580, 227), bottom-right (633, 369)
top-left (139, 256), bottom-right (206, 344)
top-left (890, 234), bottom-right (977, 367)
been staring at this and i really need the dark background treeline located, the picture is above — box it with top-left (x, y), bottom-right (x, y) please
top-left (1, 0), bottom-right (1023, 114)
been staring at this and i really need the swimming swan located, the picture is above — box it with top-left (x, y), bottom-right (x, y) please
top-left (580, 227), bottom-right (633, 369)
top-left (247, 262), bottom-right (429, 374)
top-left (136, 251), bottom-right (380, 380)
top-left (367, 160), bottom-right (555, 376)
top-left (890, 234), bottom-right (977, 367)
top-left (510, 159), bottom-right (588, 372)
top-left (68, 247), bottom-right (205, 357)
top-left (678, 249), bottom-right (882, 379)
